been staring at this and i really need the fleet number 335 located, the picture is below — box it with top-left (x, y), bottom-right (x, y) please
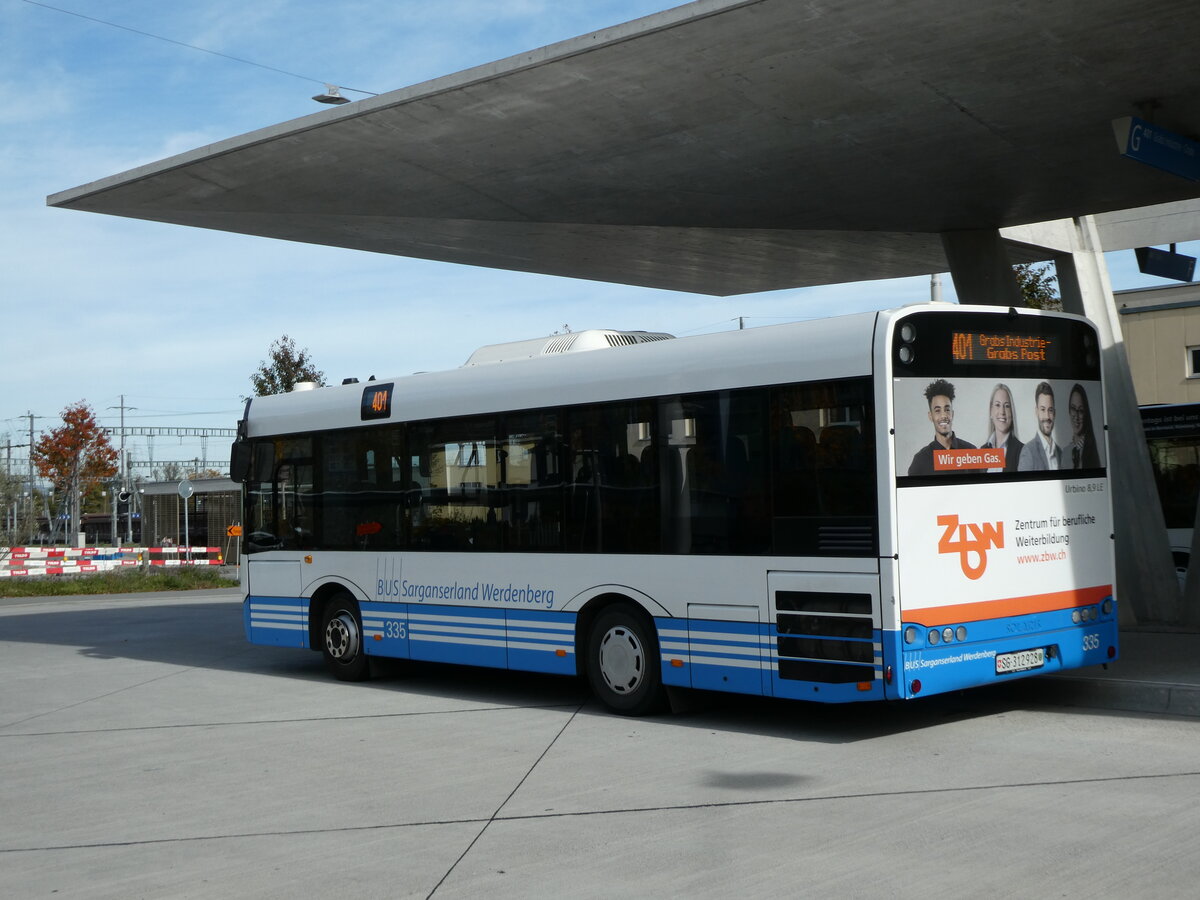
top-left (385, 620), bottom-right (407, 639)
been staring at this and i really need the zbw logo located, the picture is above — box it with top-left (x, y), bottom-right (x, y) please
top-left (937, 514), bottom-right (1004, 580)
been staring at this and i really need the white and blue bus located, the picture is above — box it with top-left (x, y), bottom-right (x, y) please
top-left (230, 304), bottom-right (1118, 714)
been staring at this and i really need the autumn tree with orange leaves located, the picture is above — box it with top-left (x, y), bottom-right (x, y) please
top-left (32, 401), bottom-right (118, 541)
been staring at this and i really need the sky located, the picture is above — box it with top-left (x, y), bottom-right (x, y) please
top-left (2, 0), bottom-right (1197, 481)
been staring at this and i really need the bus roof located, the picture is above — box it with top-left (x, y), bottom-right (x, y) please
top-left (243, 308), bottom-right (884, 438)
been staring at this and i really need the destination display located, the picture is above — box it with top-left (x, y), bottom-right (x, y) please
top-left (950, 331), bottom-right (1060, 366)
top-left (361, 383), bottom-right (394, 421)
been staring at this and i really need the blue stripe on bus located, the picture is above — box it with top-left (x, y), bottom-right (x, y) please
top-left (769, 622), bottom-right (885, 703)
top-left (658, 619), bottom-right (771, 695)
top-left (245, 596), bottom-right (577, 675)
top-left (245, 599), bottom-right (893, 702)
top-left (408, 605), bottom-right (508, 668)
top-left (357, 602), bottom-right (578, 676)
top-left (505, 608), bottom-right (577, 675)
top-left (360, 605), bottom-right (409, 657)
top-left (244, 596), bottom-right (309, 648)
top-left (660, 618), bottom-right (887, 702)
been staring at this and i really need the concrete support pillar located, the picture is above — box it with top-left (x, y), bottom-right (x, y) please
top-left (1053, 217), bottom-right (1180, 625)
top-left (941, 230), bottom-right (1025, 307)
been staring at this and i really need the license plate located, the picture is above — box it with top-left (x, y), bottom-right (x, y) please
top-left (995, 647), bottom-right (1045, 674)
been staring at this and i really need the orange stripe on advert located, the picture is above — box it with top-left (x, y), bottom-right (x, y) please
top-left (904, 584), bottom-right (1113, 627)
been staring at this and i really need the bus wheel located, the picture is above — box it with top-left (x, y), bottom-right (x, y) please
top-left (321, 594), bottom-right (369, 681)
top-left (586, 604), bottom-right (666, 716)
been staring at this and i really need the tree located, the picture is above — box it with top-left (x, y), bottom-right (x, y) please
top-left (157, 462), bottom-right (185, 483)
top-left (249, 334), bottom-right (326, 396)
top-left (1015, 262), bottom-right (1062, 311)
top-left (32, 401), bottom-right (118, 541)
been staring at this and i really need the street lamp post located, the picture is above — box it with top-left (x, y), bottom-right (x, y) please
top-left (178, 480), bottom-right (194, 563)
top-left (108, 396), bottom-right (136, 546)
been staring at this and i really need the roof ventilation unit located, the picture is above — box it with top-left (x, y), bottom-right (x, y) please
top-left (463, 329), bottom-right (674, 366)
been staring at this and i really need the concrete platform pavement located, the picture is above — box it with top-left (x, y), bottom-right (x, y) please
top-left (1032, 628), bottom-right (1200, 718)
top-left (3, 589), bottom-right (1198, 899)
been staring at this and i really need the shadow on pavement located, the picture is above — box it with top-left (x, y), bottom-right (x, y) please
top-left (0, 594), bottom-right (1127, 742)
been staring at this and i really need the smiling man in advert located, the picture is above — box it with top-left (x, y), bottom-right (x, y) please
top-left (908, 379), bottom-right (977, 475)
top-left (1018, 381), bottom-right (1063, 471)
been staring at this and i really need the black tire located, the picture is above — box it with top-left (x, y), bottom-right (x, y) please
top-left (585, 604), bottom-right (666, 716)
top-left (320, 594), bottom-right (370, 681)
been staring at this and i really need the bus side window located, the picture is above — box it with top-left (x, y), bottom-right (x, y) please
top-left (311, 427), bottom-right (405, 551)
top-left (244, 441), bottom-right (278, 553)
top-left (317, 431), bottom-right (358, 550)
top-left (771, 380), bottom-right (876, 556)
top-left (405, 424), bottom-right (434, 546)
top-left (661, 389), bottom-right (769, 555)
top-left (565, 400), bottom-right (659, 553)
top-left (275, 461), bottom-right (315, 550)
top-left (502, 412), bottom-right (563, 551)
top-left (252, 443), bottom-right (275, 482)
top-left (270, 437), bottom-right (314, 551)
top-left (816, 424), bottom-right (868, 514)
top-left (406, 417), bottom-right (499, 551)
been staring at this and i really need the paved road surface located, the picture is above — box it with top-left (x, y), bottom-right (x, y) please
top-left (2, 590), bottom-right (1197, 898)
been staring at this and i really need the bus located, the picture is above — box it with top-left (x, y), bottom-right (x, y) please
top-left (229, 304), bottom-right (1118, 714)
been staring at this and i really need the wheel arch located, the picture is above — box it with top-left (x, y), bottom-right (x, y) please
top-left (572, 587), bottom-right (668, 679)
top-left (306, 578), bottom-right (363, 651)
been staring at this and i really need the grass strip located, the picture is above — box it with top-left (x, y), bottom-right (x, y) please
top-left (0, 566), bottom-right (239, 597)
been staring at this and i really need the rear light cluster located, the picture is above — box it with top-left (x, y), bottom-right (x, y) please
top-left (903, 624), bottom-right (967, 645)
top-left (1073, 598), bottom-right (1113, 624)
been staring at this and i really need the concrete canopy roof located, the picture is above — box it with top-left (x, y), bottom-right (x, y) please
top-left (50, 0), bottom-right (1200, 296)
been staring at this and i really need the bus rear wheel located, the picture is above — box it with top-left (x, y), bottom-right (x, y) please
top-left (586, 604), bottom-right (666, 716)
top-left (321, 594), bottom-right (369, 681)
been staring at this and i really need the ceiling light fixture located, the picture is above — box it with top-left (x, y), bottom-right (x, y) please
top-left (313, 84), bottom-right (351, 105)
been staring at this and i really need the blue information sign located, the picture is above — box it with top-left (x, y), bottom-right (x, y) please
top-left (1113, 116), bottom-right (1200, 182)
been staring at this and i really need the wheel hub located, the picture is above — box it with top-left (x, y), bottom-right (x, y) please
top-left (325, 612), bottom-right (359, 661)
top-left (598, 625), bottom-right (643, 694)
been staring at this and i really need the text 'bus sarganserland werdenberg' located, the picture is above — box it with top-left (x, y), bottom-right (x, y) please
top-left (230, 303), bottom-right (1117, 715)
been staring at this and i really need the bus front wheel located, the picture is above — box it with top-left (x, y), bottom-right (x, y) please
top-left (320, 594), bottom-right (369, 681)
top-left (586, 604), bottom-right (666, 716)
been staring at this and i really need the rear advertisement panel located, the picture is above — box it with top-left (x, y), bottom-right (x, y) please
top-left (893, 372), bottom-right (1112, 624)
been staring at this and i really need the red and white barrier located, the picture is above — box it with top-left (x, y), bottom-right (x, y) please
top-left (147, 547), bottom-right (223, 567)
top-left (1, 546), bottom-right (224, 577)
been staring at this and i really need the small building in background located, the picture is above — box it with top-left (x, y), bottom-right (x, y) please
top-left (141, 478), bottom-right (241, 563)
top-left (1118, 281), bottom-right (1200, 405)
top-left (1120, 281), bottom-right (1200, 581)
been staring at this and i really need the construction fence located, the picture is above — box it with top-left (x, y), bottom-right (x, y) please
top-left (1, 546), bottom-right (228, 578)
